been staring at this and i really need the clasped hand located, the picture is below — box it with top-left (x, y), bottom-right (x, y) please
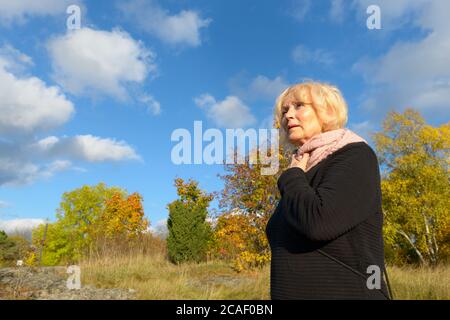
top-left (288, 150), bottom-right (310, 172)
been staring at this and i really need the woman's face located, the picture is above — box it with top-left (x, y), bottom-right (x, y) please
top-left (281, 89), bottom-right (323, 146)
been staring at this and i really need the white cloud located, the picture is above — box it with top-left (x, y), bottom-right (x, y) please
top-left (0, 0), bottom-right (77, 25)
top-left (0, 44), bottom-right (33, 73)
top-left (292, 45), bottom-right (334, 66)
top-left (0, 156), bottom-right (72, 187)
top-left (1, 132), bottom-right (140, 186)
top-left (194, 94), bottom-right (257, 128)
top-left (118, 0), bottom-right (211, 47)
top-left (149, 218), bottom-right (168, 239)
top-left (229, 74), bottom-right (289, 102)
top-left (33, 135), bottom-right (141, 162)
top-left (352, 0), bottom-right (428, 29)
top-left (353, 0), bottom-right (450, 117)
top-left (42, 160), bottom-right (73, 177)
top-left (139, 94), bottom-right (161, 115)
top-left (0, 45), bottom-right (74, 184)
top-left (0, 47), bottom-right (74, 135)
top-left (48, 27), bottom-right (156, 99)
top-left (194, 94), bottom-right (216, 108)
top-left (0, 158), bottom-right (38, 186)
top-left (0, 218), bottom-right (45, 234)
top-left (0, 46), bottom-right (141, 186)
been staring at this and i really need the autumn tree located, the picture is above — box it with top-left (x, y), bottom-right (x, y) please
top-left (209, 211), bottom-right (271, 271)
top-left (167, 178), bottom-right (213, 264)
top-left (31, 183), bottom-right (149, 265)
top-left (373, 109), bottom-right (450, 266)
top-left (214, 147), bottom-right (289, 269)
top-left (31, 222), bottom-right (71, 265)
top-left (100, 192), bottom-right (148, 239)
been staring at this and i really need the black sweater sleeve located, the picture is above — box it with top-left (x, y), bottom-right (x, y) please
top-left (277, 145), bottom-right (380, 242)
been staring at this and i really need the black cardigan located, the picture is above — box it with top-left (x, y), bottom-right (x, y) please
top-left (266, 142), bottom-right (390, 299)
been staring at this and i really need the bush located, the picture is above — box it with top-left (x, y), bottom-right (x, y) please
top-left (0, 230), bottom-right (31, 266)
top-left (167, 178), bottom-right (213, 264)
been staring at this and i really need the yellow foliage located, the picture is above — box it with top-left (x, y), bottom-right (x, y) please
top-left (210, 212), bottom-right (270, 271)
top-left (24, 251), bottom-right (37, 267)
top-left (373, 109), bottom-right (450, 265)
top-left (99, 192), bottom-right (149, 241)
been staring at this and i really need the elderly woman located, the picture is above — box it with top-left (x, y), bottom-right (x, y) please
top-left (266, 81), bottom-right (391, 300)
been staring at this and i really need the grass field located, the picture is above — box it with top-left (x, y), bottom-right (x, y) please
top-left (81, 253), bottom-right (269, 299)
top-left (80, 253), bottom-right (450, 300)
top-left (387, 264), bottom-right (450, 300)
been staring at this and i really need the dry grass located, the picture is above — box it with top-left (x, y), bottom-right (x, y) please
top-left (387, 264), bottom-right (450, 300)
top-left (80, 253), bottom-right (270, 299)
top-left (79, 249), bottom-right (449, 300)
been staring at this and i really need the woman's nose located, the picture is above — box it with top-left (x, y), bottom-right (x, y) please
top-left (285, 106), bottom-right (295, 118)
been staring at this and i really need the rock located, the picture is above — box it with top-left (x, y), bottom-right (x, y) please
top-left (0, 267), bottom-right (136, 300)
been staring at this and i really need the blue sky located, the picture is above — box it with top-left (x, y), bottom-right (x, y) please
top-left (0, 0), bottom-right (449, 233)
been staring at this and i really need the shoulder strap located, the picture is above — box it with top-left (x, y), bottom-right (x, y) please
top-left (317, 249), bottom-right (392, 299)
top-left (383, 264), bottom-right (394, 300)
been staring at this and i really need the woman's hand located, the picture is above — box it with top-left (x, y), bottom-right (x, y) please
top-left (289, 151), bottom-right (310, 171)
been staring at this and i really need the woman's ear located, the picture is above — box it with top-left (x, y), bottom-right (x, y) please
top-left (318, 116), bottom-right (325, 133)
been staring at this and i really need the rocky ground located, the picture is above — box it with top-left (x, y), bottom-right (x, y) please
top-left (0, 267), bottom-right (136, 300)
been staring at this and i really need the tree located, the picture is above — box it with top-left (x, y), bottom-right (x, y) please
top-left (100, 192), bottom-right (148, 240)
top-left (373, 109), bottom-right (450, 266)
top-left (209, 211), bottom-right (270, 271)
top-left (167, 178), bottom-right (213, 264)
top-left (0, 230), bottom-right (15, 265)
top-left (0, 231), bottom-right (30, 266)
top-left (214, 148), bottom-right (289, 269)
top-left (31, 183), bottom-right (149, 265)
top-left (31, 222), bottom-right (71, 265)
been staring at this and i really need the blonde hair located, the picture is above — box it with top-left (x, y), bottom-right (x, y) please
top-left (273, 81), bottom-right (348, 152)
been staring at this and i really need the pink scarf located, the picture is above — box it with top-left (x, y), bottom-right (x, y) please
top-left (296, 128), bottom-right (367, 172)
